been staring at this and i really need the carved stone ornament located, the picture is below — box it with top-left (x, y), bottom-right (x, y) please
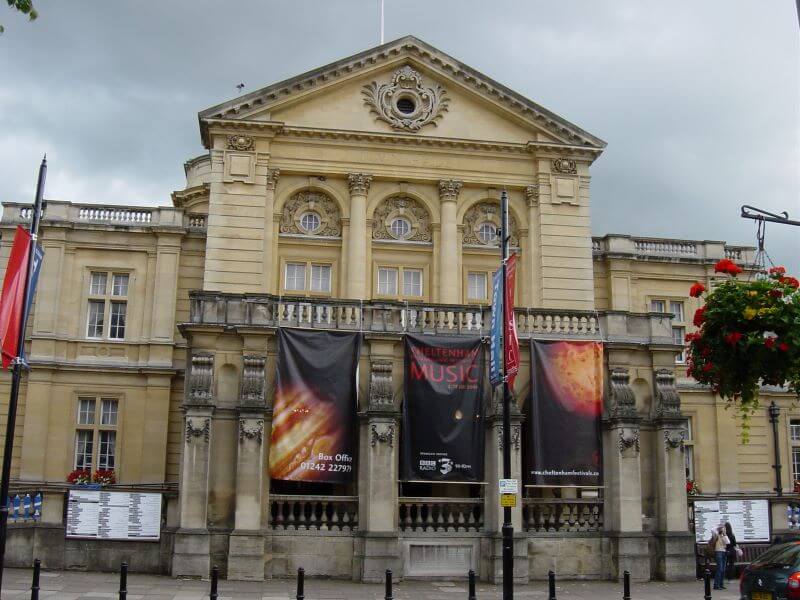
top-left (185, 417), bottom-right (210, 444)
top-left (552, 157), bottom-right (577, 174)
top-left (362, 66), bottom-right (450, 132)
top-left (240, 355), bottom-right (266, 406)
top-left (497, 424), bottom-right (521, 452)
top-left (266, 168), bottom-right (280, 191)
top-left (654, 369), bottom-right (681, 419)
top-left (347, 173), bottom-right (373, 196)
top-left (370, 423), bottom-right (395, 447)
top-left (607, 368), bottom-right (638, 420)
top-left (664, 429), bottom-right (686, 452)
top-left (369, 360), bottom-right (394, 406)
top-left (187, 354), bottom-right (213, 405)
top-left (462, 201), bottom-right (519, 247)
top-left (279, 191), bottom-right (341, 237)
top-left (372, 197), bottom-right (432, 242)
top-left (227, 134), bottom-right (255, 152)
top-left (618, 428), bottom-right (640, 454)
top-left (239, 419), bottom-right (264, 445)
top-left (438, 179), bottom-right (462, 202)
top-left (525, 185), bottom-right (540, 205)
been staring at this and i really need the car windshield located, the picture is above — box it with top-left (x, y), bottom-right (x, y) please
top-left (751, 544), bottom-right (800, 568)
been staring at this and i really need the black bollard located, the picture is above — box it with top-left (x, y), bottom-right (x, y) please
top-left (548, 570), bottom-right (557, 600)
top-left (210, 565), bottom-right (219, 600)
top-left (703, 568), bottom-right (712, 600)
top-left (296, 567), bottom-right (305, 600)
top-left (30, 558), bottom-right (40, 600)
top-left (623, 570), bottom-right (631, 600)
top-left (118, 561), bottom-right (128, 600)
top-left (468, 569), bottom-right (476, 600)
top-left (385, 569), bottom-right (393, 600)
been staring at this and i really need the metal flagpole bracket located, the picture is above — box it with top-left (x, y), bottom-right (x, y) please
top-left (740, 205), bottom-right (800, 227)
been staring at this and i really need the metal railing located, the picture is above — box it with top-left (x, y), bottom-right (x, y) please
top-left (399, 497), bottom-right (484, 532)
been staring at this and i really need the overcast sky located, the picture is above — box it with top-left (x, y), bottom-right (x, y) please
top-left (1, 1), bottom-right (798, 269)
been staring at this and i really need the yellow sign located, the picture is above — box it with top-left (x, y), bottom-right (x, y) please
top-left (500, 493), bottom-right (516, 508)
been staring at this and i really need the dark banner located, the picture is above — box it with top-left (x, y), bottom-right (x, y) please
top-left (268, 328), bottom-right (360, 483)
top-left (402, 335), bottom-right (484, 481)
top-left (525, 340), bottom-right (603, 486)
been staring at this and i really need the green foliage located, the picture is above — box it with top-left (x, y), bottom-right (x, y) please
top-left (1, 0), bottom-right (38, 34)
top-left (686, 264), bottom-right (800, 440)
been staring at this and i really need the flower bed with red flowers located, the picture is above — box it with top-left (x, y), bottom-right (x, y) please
top-left (686, 262), bottom-right (799, 436)
top-left (66, 469), bottom-right (91, 485)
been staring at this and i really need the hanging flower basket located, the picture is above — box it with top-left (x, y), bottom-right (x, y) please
top-left (686, 261), bottom-right (800, 438)
top-left (92, 469), bottom-right (116, 486)
top-left (686, 479), bottom-right (702, 496)
top-left (66, 469), bottom-right (92, 485)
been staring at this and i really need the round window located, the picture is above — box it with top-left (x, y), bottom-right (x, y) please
top-left (478, 222), bottom-right (498, 244)
top-left (390, 217), bottom-right (412, 239)
top-left (299, 212), bottom-right (321, 233)
top-left (396, 97), bottom-right (416, 115)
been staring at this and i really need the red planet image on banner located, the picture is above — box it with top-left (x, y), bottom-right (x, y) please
top-left (546, 342), bottom-right (603, 418)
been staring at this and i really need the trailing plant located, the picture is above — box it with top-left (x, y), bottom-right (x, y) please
top-left (685, 261), bottom-right (800, 440)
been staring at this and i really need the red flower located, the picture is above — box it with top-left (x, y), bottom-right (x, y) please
top-left (769, 266), bottom-right (786, 275)
top-left (779, 342), bottom-right (790, 352)
top-left (765, 337), bottom-right (776, 349)
top-left (701, 346), bottom-right (712, 357)
top-left (685, 331), bottom-right (701, 343)
top-left (686, 367), bottom-right (694, 377)
top-left (724, 332), bottom-right (743, 346)
top-left (714, 258), bottom-right (743, 276)
top-left (702, 363), bottom-right (714, 372)
top-left (780, 276), bottom-right (800, 289)
top-left (693, 306), bottom-right (706, 327)
top-left (769, 289), bottom-right (783, 298)
top-left (689, 282), bottom-right (706, 297)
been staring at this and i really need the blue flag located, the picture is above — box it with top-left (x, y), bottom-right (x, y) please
top-left (489, 266), bottom-right (503, 386)
top-left (19, 244), bottom-right (44, 364)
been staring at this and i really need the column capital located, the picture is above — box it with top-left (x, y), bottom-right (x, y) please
top-left (438, 179), bottom-right (462, 202)
top-left (348, 173), bottom-right (373, 195)
top-left (525, 184), bottom-right (539, 206)
top-left (266, 168), bottom-right (280, 191)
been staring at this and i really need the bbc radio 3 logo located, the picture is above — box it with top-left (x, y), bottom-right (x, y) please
top-left (419, 458), bottom-right (454, 475)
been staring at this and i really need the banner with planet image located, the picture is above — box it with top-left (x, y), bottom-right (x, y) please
top-left (402, 334), bottom-right (485, 481)
top-left (268, 328), bottom-right (360, 483)
top-left (524, 340), bottom-right (603, 486)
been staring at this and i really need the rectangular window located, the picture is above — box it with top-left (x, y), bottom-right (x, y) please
top-left (791, 419), bottom-right (800, 443)
top-left (670, 301), bottom-right (685, 322)
top-left (87, 300), bottom-right (105, 338)
top-left (794, 449), bottom-right (800, 484)
top-left (650, 299), bottom-right (666, 313)
top-left (74, 430), bottom-right (94, 470)
top-left (792, 419), bottom-right (800, 482)
top-left (100, 399), bottom-right (118, 426)
top-left (284, 263), bottom-right (306, 291)
top-left (310, 264), bottom-right (331, 293)
top-left (378, 267), bottom-right (398, 296)
top-left (98, 431), bottom-right (116, 470)
top-left (78, 398), bottom-right (96, 425)
top-left (403, 269), bottom-right (423, 297)
top-left (75, 396), bottom-right (120, 473)
top-left (109, 302), bottom-right (126, 340)
top-left (685, 417), bottom-right (695, 480)
top-left (111, 273), bottom-right (129, 297)
top-left (89, 272), bottom-right (107, 296)
top-left (673, 326), bottom-right (686, 363)
top-left (467, 272), bottom-right (487, 301)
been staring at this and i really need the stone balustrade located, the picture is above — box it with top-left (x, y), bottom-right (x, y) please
top-left (593, 235), bottom-right (755, 265)
top-left (269, 494), bottom-right (358, 532)
top-left (4, 201), bottom-right (184, 230)
top-left (399, 497), bottom-right (484, 532)
top-left (523, 498), bottom-right (603, 533)
top-left (186, 214), bottom-right (207, 230)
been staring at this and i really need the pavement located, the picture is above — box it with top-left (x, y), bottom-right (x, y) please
top-left (0, 568), bottom-right (743, 600)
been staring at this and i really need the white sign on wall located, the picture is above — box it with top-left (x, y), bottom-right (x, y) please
top-left (66, 490), bottom-right (162, 541)
top-left (693, 499), bottom-right (771, 543)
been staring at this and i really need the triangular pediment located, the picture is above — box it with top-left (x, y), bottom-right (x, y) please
top-left (199, 36), bottom-right (605, 150)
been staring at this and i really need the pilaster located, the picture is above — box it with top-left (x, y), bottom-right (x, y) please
top-left (438, 179), bottom-right (462, 304)
top-left (263, 169), bottom-right (280, 294)
top-left (346, 173), bottom-right (372, 299)
top-left (525, 185), bottom-right (541, 307)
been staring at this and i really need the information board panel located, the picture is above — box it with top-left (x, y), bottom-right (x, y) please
top-left (693, 499), bottom-right (770, 543)
top-left (66, 490), bottom-right (161, 541)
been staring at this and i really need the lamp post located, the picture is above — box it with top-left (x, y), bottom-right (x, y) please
top-left (500, 190), bottom-right (513, 600)
top-left (769, 401), bottom-right (783, 497)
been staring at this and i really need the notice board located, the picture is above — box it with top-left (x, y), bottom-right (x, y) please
top-left (66, 490), bottom-right (161, 541)
top-left (693, 499), bottom-right (770, 543)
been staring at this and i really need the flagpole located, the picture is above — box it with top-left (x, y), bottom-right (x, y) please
top-left (0, 156), bottom-right (46, 596)
top-left (500, 189), bottom-right (514, 599)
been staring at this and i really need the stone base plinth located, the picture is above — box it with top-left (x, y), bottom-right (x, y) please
top-left (482, 534), bottom-right (529, 584)
top-left (172, 529), bottom-right (210, 578)
top-left (606, 533), bottom-right (650, 581)
top-left (653, 532), bottom-right (695, 581)
top-left (227, 531), bottom-right (265, 581)
top-left (360, 533), bottom-right (401, 582)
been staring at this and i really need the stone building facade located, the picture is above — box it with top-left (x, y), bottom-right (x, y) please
top-left (0, 37), bottom-right (794, 582)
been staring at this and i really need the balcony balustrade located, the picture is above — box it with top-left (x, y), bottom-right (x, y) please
top-left (269, 494), bottom-right (358, 532)
top-left (522, 498), bottom-right (603, 533)
top-left (399, 497), bottom-right (484, 532)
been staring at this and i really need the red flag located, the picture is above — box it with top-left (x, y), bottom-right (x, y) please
top-left (0, 226), bottom-right (32, 369)
top-left (504, 253), bottom-right (520, 388)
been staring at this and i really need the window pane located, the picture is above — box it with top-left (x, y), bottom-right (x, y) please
top-left (791, 420), bottom-right (800, 442)
top-left (112, 274), bottom-right (129, 297)
top-left (685, 446), bottom-right (694, 480)
top-left (101, 399), bottom-right (118, 426)
top-left (89, 272), bottom-right (107, 295)
top-left (299, 212), bottom-right (320, 233)
top-left (378, 267), bottom-right (398, 296)
top-left (673, 326), bottom-right (686, 363)
top-left (285, 263), bottom-right (306, 291)
top-left (403, 269), bottom-right (422, 297)
top-left (793, 448), bottom-right (800, 481)
top-left (87, 301), bottom-right (105, 338)
top-left (651, 300), bottom-right (665, 313)
top-left (98, 431), bottom-right (116, 470)
top-left (78, 398), bottom-right (96, 425)
top-left (310, 264), bottom-right (331, 293)
top-left (109, 302), bottom-right (126, 340)
top-left (670, 301), bottom-right (685, 322)
top-left (390, 218), bottom-right (411, 239)
top-left (468, 272), bottom-right (487, 300)
top-left (74, 430), bottom-right (94, 470)
top-left (686, 417), bottom-right (693, 441)
top-left (478, 222), bottom-right (497, 244)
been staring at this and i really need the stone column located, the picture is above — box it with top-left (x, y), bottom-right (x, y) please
top-left (652, 368), bottom-right (695, 580)
top-left (525, 185), bottom-right (541, 307)
top-left (603, 367), bottom-right (650, 581)
top-left (346, 173), bottom-right (372, 299)
top-left (173, 354), bottom-right (215, 578)
top-left (358, 348), bottom-right (402, 582)
top-left (263, 169), bottom-right (280, 294)
top-left (228, 355), bottom-right (268, 580)
top-left (484, 391), bottom-right (528, 583)
top-left (438, 180), bottom-right (462, 304)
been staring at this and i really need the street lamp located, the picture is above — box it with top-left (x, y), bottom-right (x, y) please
top-left (769, 401), bottom-right (783, 497)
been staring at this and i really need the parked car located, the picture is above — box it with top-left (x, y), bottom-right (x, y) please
top-left (740, 542), bottom-right (800, 599)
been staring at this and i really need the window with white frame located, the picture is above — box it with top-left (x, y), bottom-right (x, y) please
top-left (791, 419), bottom-right (800, 483)
top-left (651, 298), bottom-right (687, 363)
top-left (684, 417), bottom-right (695, 481)
top-left (283, 262), bottom-right (332, 294)
top-left (377, 267), bottom-right (398, 296)
top-left (74, 397), bottom-right (119, 472)
top-left (467, 272), bottom-right (488, 301)
top-left (377, 266), bottom-right (423, 299)
top-left (403, 269), bottom-right (423, 297)
top-left (86, 272), bottom-right (129, 340)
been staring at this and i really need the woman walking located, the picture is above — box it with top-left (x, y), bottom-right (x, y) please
top-left (725, 522), bottom-right (738, 579)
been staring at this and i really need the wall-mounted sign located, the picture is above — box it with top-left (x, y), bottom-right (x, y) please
top-left (66, 490), bottom-right (161, 541)
top-left (693, 499), bottom-right (770, 543)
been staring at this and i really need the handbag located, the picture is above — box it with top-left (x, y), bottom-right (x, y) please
top-left (735, 545), bottom-right (744, 560)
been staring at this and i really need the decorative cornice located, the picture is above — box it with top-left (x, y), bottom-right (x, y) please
top-left (348, 173), bottom-right (373, 195)
top-left (438, 179), bottom-right (462, 202)
top-left (171, 184), bottom-right (210, 209)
